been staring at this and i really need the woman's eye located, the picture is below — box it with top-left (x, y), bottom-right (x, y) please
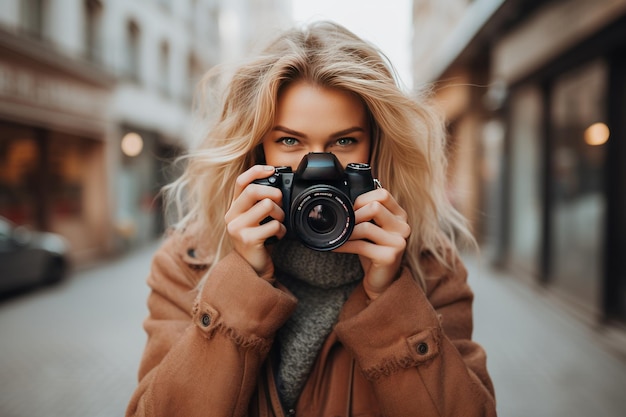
top-left (279, 137), bottom-right (299, 146)
top-left (336, 137), bottom-right (356, 146)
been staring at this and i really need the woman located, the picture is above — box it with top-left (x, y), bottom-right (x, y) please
top-left (126, 21), bottom-right (496, 417)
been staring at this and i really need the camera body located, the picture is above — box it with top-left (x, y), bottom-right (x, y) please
top-left (253, 152), bottom-right (377, 251)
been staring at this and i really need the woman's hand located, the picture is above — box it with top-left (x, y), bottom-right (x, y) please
top-left (334, 188), bottom-right (411, 300)
top-left (224, 165), bottom-right (286, 281)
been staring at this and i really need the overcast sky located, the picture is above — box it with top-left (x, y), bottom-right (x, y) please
top-left (291, 0), bottom-right (413, 89)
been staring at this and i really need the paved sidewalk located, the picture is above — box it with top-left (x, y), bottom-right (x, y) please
top-left (0, 242), bottom-right (625, 416)
top-left (465, 254), bottom-right (626, 417)
top-left (0, 243), bottom-right (155, 417)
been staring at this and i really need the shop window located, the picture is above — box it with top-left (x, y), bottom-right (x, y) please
top-left (550, 59), bottom-right (608, 311)
top-left (0, 132), bottom-right (92, 225)
top-left (48, 136), bottom-right (86, 220)
top-left (0, 132), bottom-right (40, 226)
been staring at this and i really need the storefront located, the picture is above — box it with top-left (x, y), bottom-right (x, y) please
top-left (113, 125), bottom-right (181, 249)
top-left (491, 1), bottom-right (626, 323)
top-left (0, 30), bottom-right (114, 264)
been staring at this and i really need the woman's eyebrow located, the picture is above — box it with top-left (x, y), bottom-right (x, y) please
top-left (273, 126), bottom-right (306, 137)
top-left (331, 127), bottom-right (365, 137)
top-left (273, 126), bottom-right (365, 138)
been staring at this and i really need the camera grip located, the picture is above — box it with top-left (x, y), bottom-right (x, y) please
top-left (345, 163), bottom-right (376, 202)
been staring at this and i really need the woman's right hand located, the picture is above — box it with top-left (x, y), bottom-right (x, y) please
top-left (224, 165), bottom-right (286, 281)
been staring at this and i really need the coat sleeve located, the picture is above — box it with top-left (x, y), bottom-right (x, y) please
top-left (126, 235), bottom-right (297, 417)
top-left (334, 252), bottom-right (496, 417)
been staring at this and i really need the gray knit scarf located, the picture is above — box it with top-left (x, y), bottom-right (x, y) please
top-left (270, 238), bottom-right (363, 409)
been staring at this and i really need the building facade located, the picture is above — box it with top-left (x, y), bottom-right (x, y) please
top-left (0, 1), bottom-right (118, 265)
top-left (0, 0), bottom-right (292, 266)
top-left (413, 0), bottom-right (626, 326)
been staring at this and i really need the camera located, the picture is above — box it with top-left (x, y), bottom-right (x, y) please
top-left (253, 152), bottom-right (377, 251)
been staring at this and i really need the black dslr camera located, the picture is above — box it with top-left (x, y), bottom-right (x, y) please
top-left (254, 152), bottom-right (377, 251)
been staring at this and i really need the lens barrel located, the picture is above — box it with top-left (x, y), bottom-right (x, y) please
top-left (290, 185), bottom-right (355, 251)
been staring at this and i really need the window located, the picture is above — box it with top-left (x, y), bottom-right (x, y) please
top-left (186, 52), bottom-right (203, 102)
top-left (84, 0), bottom-right (103, 63)
top-left (157, 0), bottom-right (171, 12)
top-left (159, 41), bottom-right (170, 96)
top-left (20, 0), bottom-right (45, 38)
top-left (125, 20), bottom-right (141, 82)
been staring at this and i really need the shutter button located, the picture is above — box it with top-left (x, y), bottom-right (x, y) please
top-left (416, 342), bottom-right (428, 355)
top-left (201, 314), bottom-right (211, 327)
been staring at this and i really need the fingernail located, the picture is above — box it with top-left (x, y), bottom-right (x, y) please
top-left (263, 165), bottom-right (274, 171)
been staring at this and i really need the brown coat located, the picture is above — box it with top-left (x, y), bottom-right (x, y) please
top-left (126, 228), bottom-right (496, 417)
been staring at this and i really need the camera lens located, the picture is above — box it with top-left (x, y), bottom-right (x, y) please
top-left (306, 204), bottom-right (337, 234)
top-left (291, 186), bottom-right (355, 251)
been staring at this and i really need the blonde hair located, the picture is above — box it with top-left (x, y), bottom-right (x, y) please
top-left (164, 21), bottom-right (473, 289)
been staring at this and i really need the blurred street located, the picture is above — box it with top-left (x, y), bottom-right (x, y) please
top-left (0, 243), bottom-right (154, 417)
top-left (1, 241), bottom-right (626, 417)
top-left (468, 254), bottom-right (626, 417)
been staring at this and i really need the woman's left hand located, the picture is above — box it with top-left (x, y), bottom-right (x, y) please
top-left (333, 188), bottom-right (411, 300)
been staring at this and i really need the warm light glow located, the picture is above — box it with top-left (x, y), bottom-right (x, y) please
top-left (584, 122), bottom-right (610, 146)
top-left (121, 132), bottom-right (143, 157)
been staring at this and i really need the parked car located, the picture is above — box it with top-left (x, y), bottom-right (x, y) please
top-left (0, 216), bottom-right (70, 295)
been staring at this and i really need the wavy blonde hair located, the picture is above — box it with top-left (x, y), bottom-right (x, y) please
top-left (164, 21), bottom-right (473, 289)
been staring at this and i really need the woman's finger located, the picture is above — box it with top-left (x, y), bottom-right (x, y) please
top-left (232, 165), bottom-right (276, 201)
top-left (229, 219), bottom-right (286, 246)
top-left (354, 188), bottom-right (407, 221)
top-left (354, 202), bottom-right (411, 239)
top-left (226, 183), bottom-right (283, 223)
top-left (335, 238), bottom-right (402, 265)
top-left (227, 198), bottom-right (284, 232)
top-left (349, 221), bottom-right (408, 249)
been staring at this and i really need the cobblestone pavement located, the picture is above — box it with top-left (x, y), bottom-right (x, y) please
top-left (1, 242), bottom-right (626, 417)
